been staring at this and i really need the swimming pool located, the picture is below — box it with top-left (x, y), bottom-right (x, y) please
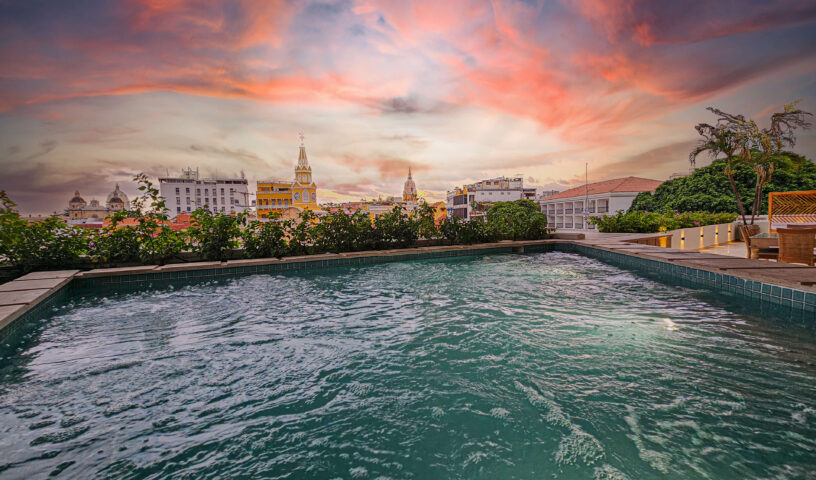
top-left (1, 252), bottom-right (815, 478)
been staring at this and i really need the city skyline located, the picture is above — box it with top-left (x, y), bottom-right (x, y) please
top-left (2, 0), bottom-right (816, 214)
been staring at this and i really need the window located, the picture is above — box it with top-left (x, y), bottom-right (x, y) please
top-left (205, 198), bottom-right (209, 205)
top-left (186, 197), bottom-right (191, 205)
top-left (187, 206), bottom-right (191, 212)
top-left (176, 206), bottom-right (181, 213)
top-left (185, 187), bottom-right (190, 194)
top-left (221, 188), bottom-right (224, 194)
top-left (175, 187), bottom-right (180, 194)
top-left (196, 189), bottom-right (200, 195)
top-left (176, 197), bottom-right (180, 204)
top-left (213, 197), bottom-right (217, 205)
top-left (221, 207), bottom-right (225, 212)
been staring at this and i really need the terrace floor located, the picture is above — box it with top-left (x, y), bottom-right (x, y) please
top-left (698, 241), bottom-right (747, 258)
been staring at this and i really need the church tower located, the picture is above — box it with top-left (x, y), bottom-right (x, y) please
top-left (403, 167), bottom-right (418, 202)
top-left (292, 133), bottom-right (317, 208)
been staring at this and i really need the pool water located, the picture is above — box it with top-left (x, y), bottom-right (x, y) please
top-left (1, 252), bottom-right (815, 479)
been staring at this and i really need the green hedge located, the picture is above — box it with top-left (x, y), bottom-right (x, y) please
top-left (589, 210), bottom-right (738, 233)
top-left (0, 184), bottom-right (547, 273)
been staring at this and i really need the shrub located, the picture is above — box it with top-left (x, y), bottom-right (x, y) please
top-left (242, 217), bottom-right (287, 259)
top-left (486, 199), bottom-right (548, 240)
top-left (373, 205), bottom-right (418, 248)
top-left (0, 191), bottom-right (89, 272)
top-left (188, 209), bottom-right (244, 261)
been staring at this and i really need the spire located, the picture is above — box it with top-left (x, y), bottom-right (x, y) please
top-left (297, 132), bottom-right (309, 168)
top-left (408, 166), bottom-right (412, 179)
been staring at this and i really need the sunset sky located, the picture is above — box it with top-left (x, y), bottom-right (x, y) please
top-left (2, 0), bottom-right (816, 214)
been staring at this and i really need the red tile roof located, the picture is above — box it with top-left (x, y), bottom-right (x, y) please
top-left (544, 177), bottom-right (662, 201)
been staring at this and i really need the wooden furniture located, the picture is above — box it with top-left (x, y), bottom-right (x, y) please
top-left (776, 227), bottom-right (816, 266)
top-left (741, 225), bottom-right (778, 260)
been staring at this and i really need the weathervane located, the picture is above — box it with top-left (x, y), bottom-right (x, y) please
top-left (299, 131), bottom-right (305, 146)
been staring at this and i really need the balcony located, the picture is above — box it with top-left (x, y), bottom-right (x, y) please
top-left (564, 208), bottom-right (573, 214)
top-left (556, 209), bottom-right (563, 214)
top-left (588, 207), bottom-right (595, 213)
top-left (597, 207), bottom-right (608, 213)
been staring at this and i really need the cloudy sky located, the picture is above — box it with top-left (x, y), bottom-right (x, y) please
top-left (1, 0), bottom-right (815, 214)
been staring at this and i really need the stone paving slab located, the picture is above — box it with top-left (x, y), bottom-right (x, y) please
top-left (75, 266), bottom-right (158, 278)
top-left (226, 258), bottom-right (281, 267)
top-left (157, 261), bottom-right (224, 272)
top-left (0, 277), bottom-right (68, 292)
top-left (0, 288), bottom-right (53, 307)
top-left (0, 304), bottom-right (27, 330)
top-left (15, 270), bottom-right (79, 281)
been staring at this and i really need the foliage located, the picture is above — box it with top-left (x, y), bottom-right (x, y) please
top-left (485, 199), bottom-right (548, 240)
top-left (188, 208), bottom-right (244, 261)
top-left (590, 210), bottom-right (738, 233)
top-left (112, 173), bottom-right (185, 265)
top-left (312, 210), bottom-right (376, 253)
top-left (631, 154), bottom-right (816, 214)
top-left (284, 210), bottom-right (317, 256)
top-left (0, 191), bottom-right (89, 272)
top-left (1, 190), bottom-right (552, 273)
top-left (689, 102), bottom-right (812, 224)
top-left (242, 216), bottom-right (287, 259)
top-left (373, 205), bottom-right (418, 249)
top-left (89, 225), bottom-right (140, 265)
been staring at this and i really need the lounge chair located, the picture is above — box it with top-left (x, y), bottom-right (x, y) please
top-left (739, 225), bottom-right (777, 260)
top-left (777, 227), bottom-right (816, 266)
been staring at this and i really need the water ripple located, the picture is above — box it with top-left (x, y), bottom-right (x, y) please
top-left (0, 252), bottom-right (814, 478)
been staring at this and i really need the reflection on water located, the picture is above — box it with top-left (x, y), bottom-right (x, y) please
top-left (0, 252), bottom-right (814, 479)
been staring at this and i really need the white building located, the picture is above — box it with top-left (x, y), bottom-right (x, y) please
top-left (159, 167), bottom-right (251, 216)
top-left (540, 176), bottom-right (662, 230)
top-left (447, 176), bottom-right (535, 219)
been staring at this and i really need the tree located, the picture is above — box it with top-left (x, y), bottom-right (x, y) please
top-left (691, 102), bottom-right (812, 224)
top-left (689, 121), bottom-right (747, 223)
top-left (632, 153), bottom-right (816, 214)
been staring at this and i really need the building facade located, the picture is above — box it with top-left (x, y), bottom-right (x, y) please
top-left (257, 137), bottom-right (318, 218)
top-left (539, 177), bottom-right (662, 230)
top-left (159, 167), bottom-right (251, 216)
top-left (66, 184), bottom-right (130, 224)
top-left (446, 176), bottom-right (531, 220)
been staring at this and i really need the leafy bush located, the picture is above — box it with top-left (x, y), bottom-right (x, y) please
top-left (0, 191), bottom-right (89, 272)
top-left (89, 225), bottom-right (140, 265)
top-left (312, 210), bottom-right (376, 253)
top-left (242, 217), bottom-right (286, 259)
top-left (373, 205), bottom-right (418, 249)
top-left (590, 210), bottom-right (738, 233)
top-left (188, 208), bottom-right (244, 261)
top-left (486, 199), bottom-right (548, 240)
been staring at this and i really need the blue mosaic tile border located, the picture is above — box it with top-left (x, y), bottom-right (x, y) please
top-left (558, 243), bottom-right (816, 319)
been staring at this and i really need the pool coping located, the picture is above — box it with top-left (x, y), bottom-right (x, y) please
top-left (1, 237), bottom-right (814, 336)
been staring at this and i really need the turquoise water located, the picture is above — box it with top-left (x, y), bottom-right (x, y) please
top-left (1, 252), bottom-right (815, 479)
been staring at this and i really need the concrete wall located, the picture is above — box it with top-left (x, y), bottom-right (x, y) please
top-left (668, 222), bottom-right (737, 250)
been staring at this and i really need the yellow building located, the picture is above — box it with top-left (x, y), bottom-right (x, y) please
top-left (257, 135), bottom-right (319, 218)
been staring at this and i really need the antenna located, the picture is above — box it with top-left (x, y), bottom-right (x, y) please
top-left (584, 163), bottom-right (589, 227)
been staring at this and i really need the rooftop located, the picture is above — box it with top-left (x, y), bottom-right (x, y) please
top-left (544, 176), bottom-right (662, 201)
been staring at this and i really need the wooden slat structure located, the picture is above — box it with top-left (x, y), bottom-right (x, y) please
top-left (768, 190), bottom-right (816, 232)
